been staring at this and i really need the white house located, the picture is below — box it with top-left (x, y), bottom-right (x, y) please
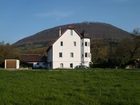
top-left (47, 27), bottom-right (91, 69)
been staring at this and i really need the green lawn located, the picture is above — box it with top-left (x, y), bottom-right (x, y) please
top-left (0, 69), bottom-right (140, 105)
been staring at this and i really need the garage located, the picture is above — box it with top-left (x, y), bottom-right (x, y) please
top-left (5, 59), bottom-right (20, 69)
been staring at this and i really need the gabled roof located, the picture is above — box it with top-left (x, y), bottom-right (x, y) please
top-left (46, 27), bottom-right (84, 52)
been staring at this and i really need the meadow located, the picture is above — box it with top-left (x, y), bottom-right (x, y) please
top-left (0, 69), bottom-right (140, 105)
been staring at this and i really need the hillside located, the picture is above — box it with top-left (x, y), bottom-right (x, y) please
top-left (14, 22), bottom-right (133, 53)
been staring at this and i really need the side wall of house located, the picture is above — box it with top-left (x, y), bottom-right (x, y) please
top-left (52, 29), bottom-right (81, 69)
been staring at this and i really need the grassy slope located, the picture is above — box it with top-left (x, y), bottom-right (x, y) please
top-left (0, 69), bottom-right (140, 105)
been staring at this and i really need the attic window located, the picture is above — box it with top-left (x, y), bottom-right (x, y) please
top-left (70, 30), bottom-right (73, 35)
top-left (74, 41), bottom-right (76, 46)
top-left (60, 41), bottom-right (63, 46)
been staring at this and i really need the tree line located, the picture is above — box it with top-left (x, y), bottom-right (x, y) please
top-left (91, 35), bottom-right (140, 68)
top-left (0, 29), bottom-right (140, 68)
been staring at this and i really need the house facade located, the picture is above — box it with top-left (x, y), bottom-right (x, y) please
top-left (47, 28), bottom-right (91, 69)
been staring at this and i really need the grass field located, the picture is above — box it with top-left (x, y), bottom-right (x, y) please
top-left (0, 69), bottom-right (140, 105)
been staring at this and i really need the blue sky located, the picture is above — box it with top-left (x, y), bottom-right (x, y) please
top-left (0, 0), bottom-right (140, 43)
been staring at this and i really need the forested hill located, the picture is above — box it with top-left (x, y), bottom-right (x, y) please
top-left (14, 22), bottom-right (133, 53)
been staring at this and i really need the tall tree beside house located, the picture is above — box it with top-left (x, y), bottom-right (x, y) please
top-left (91, 39), bottom-right (108, 64)
top-left (115, 36), bottom-right (140, 67)
top-left (91, 33), bottom-right (140, 68)
top-left (91, 39), bottom-right (118, 68)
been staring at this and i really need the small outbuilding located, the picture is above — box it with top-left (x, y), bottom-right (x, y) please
top-left (5, 59), bottom-right (20, 69)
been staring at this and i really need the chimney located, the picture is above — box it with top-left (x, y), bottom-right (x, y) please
top-left (68, 25), bottom-right (74, 29)
top-left (59, 27), bottom-right (62, 37)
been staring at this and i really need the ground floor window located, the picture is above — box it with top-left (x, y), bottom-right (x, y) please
top-left (70, 63), bottom-right (73, 68)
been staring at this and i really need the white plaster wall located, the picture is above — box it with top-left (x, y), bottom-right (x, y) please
top-left (81, 38), bottom-right (91, 67)
top-left (52, 29), bottom-right (81, 69)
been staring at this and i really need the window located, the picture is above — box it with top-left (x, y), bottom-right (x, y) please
top-left (85, 42), bottom-right (87, 46)
top-left (70, 52), bottom-right (74, 57)
top-left (60, 41), bottom-right (63, 46)
top-left (74, 41), bottom-right (76, 46)
top-left (60, 63), bottom-right (63, 68)
top-left (70, 30), bottom-right (73, 35)
top-left (59, 52), bottom-right (63, 57)
top-left (85, 53), bottom-right (88, 57)
top-left (70, 63), bottom-right (73, 68)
